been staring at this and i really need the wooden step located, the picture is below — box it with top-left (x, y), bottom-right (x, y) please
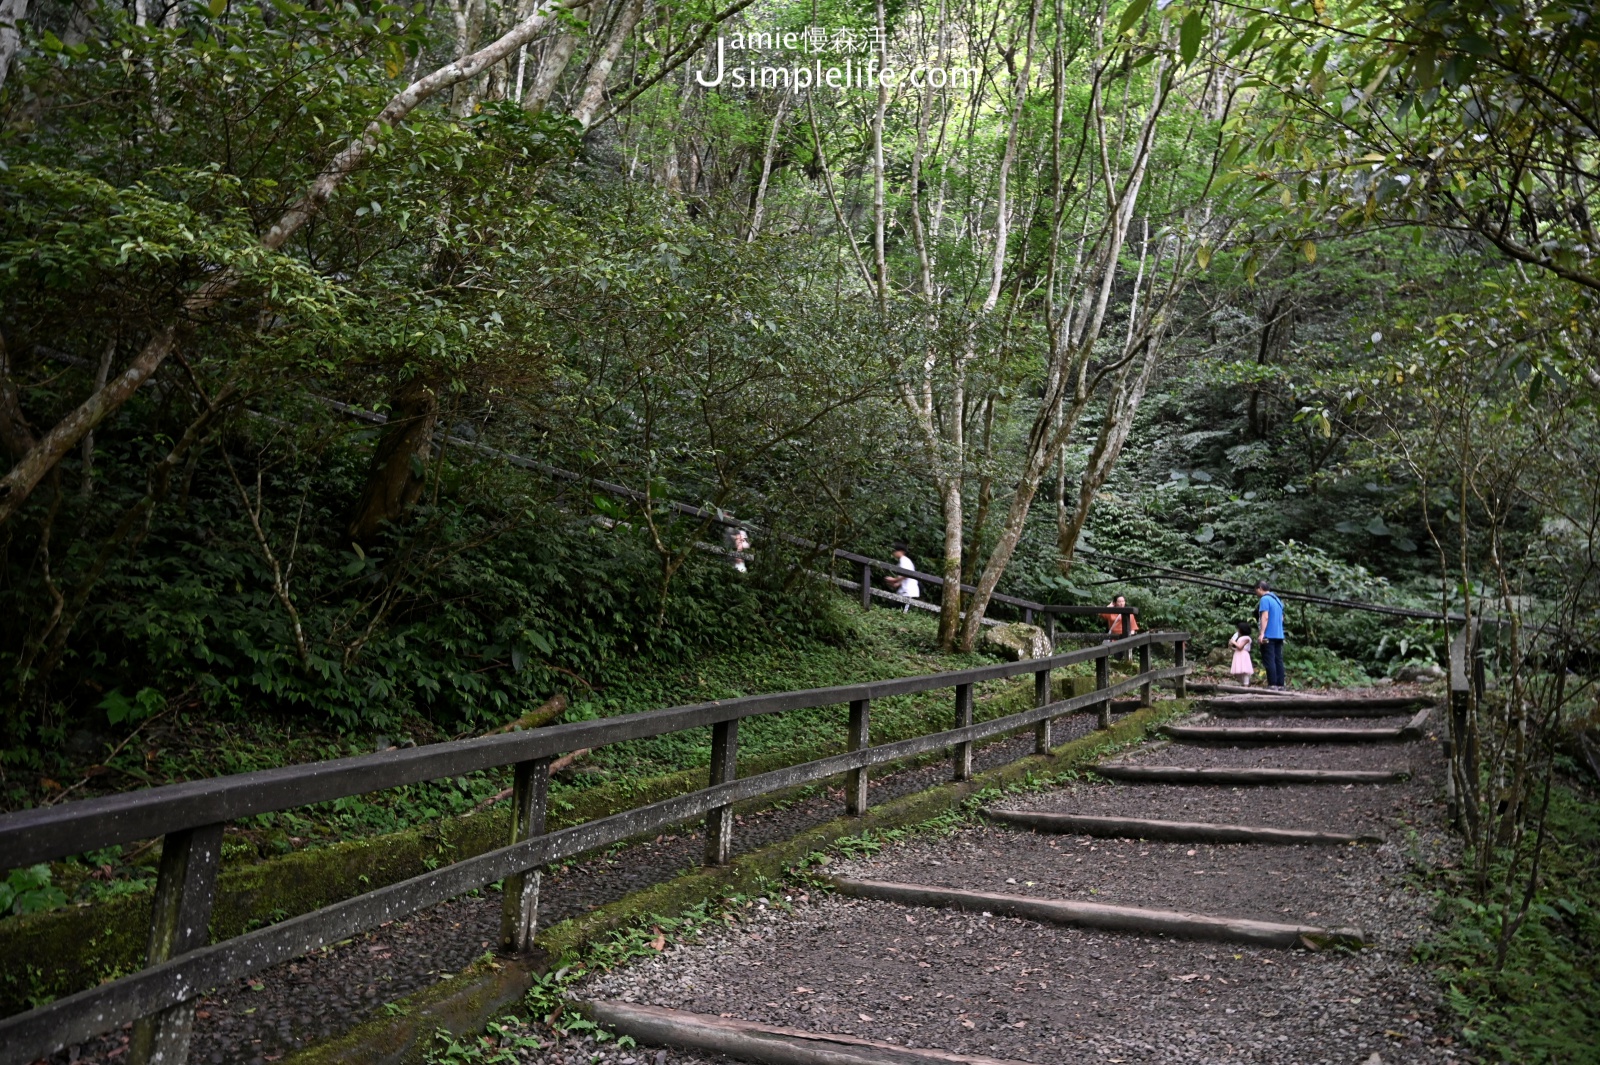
top-left (1166, 706), bottom-right (1431, 744)
top-left (1095, 765), bottom-right (1407, 785)
top-left (1163, 724), bottom-right (1409, 744)
top-left (1165, 682), bottom-right (1296, 697)
top-left (983, 808), bottom-right (1382, 846)
top-left (1199, 695), bottom-right (1428, 715)
top-left (830, 877), bottom-right (1366, 950)
top-left (580, 1000), bottom-right (1036, 1065)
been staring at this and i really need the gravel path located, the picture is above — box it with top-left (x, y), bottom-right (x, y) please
top-left (49, 705), bottom-right (1125, 1065)
top-left (571, 692), bottom-right (1465, 1065)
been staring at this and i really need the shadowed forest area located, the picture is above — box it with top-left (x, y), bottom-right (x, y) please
top-left (1, 0), bottom-right (1597, 1057)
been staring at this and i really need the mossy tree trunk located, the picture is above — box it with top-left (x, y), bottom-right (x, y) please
top-left (346, 377), bottom-right (439, 545)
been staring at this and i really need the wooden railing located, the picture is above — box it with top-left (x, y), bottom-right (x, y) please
top-left (0, 630), bottom-right (1189, 1065)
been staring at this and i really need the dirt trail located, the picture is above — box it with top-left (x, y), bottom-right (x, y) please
top-left (571, 688), bottom-right (1464, 1065)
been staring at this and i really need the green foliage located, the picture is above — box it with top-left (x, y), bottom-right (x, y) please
top-left (425, 1019), bottom-right (546, 1064)
top-left (1420, 784), bottom-right (1600, 1064)
top-left (0, 866), bottom-right (67, 916)
top-left (96, 688), bottom-right (165, 727)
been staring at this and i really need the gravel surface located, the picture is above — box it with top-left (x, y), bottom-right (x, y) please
top-left (1120, 725), bottom-right (1444, 774)
top-left (571, 697), bottom-right (1466, 1065)
top-left (47, 705), bottom-right (1133, 1065)
top-left (837, 824), bottom-right (1422, 929)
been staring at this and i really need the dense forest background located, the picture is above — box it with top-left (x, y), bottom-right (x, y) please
top-left (1, 0), bottom-right (1598, 1050)
top-left (3, 0), bottom-right (1591, 739)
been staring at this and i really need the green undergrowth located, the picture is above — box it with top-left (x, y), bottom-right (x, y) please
top-left (19, 604), bottom-right (1022, 909)
top-left (1419, 781), bottom-right (1600, 1064)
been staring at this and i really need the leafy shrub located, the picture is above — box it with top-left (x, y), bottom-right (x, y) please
top-left (0, 866), bottom-right (67, 917)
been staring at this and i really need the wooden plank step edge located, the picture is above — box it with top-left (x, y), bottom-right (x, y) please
top-left (1205, 706), bottom-right (1414, 719)
top-left (829, 877), bottom-right (1367, 950)
top-left (1095, 765), bottom-right (1408, 785)
top-left (1399, 705), bottom-right (1433, 739)
top-left (1176, 683), bottom-right (1298, 697)
top-left (580, 1000), bottom-right (1036, 1065)
top-left (1199, 695), bottom-right (1428, 710)
top-left (982, 809), bottom-right (1383, 846)
top-left (1161, 724), bottom-right (1407, 744)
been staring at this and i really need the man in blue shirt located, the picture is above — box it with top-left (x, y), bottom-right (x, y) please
top-left (1255, 579), bottom-right (1287, 689)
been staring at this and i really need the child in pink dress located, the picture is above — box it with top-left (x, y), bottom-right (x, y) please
top-left (1228, 623), bottom-right (1254, 686)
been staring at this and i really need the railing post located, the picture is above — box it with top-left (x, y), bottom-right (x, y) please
top-left (1174, 640), bottom-right (1187, 698)
top-left (500, 758), bottom-right (551, 954)
top-left (860, 561), bottom-right (873, 610)
top-left (846, 698), bottom-right (870, 815)
top-left (1138, 641), bottom-right (1152, 706)
top-left (1096, 651), bottom-right (1111, 729)
top-left (1023, 606), bottom-right (1034, 625)
top-left (1034, 666), bottom-right (1053, 754)
top-left (705, 719), bottom-right (739, 866)
top-left (1045, 613), bottom-right (1056, 651)
top-left (128, 822), bottom-right (224, 1065)
top-left (953, 683), bottom-right (973, 781)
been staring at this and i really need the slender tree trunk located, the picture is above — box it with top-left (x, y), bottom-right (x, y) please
top-left (870, 0), bottom-right (890, 315)
top-left (79, 337), bottom-right (114, 498)
top-left (449, 0), bottom-right (490, 113)
top-left (746, 94), bottom-right (790, 242)
top-left (1056, 335), bottom-right (1162, 572)
top-left (956, 48), bottom-right (1176, 649)
top-left (936, 476), bottom-right (964, 641)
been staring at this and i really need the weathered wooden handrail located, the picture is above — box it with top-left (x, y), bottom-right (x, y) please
top-left (0, 629), bottom-right (1191, 1065)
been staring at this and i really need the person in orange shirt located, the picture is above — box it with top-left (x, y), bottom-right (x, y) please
top-left (1100, 595), bottom-right (1139, 638)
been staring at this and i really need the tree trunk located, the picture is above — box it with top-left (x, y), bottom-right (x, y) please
top-left (523, 4), bottom-right (589, 113)
top-left (746, 94), bottom-right (790, 242)
top-left (570, 0), bottom-right (641, 127)
top-left (936, 476), bottom-right (964, 648)
top-left (0, 0), bottom-right (28, 93)
top-left (448, 0), bottom-right (489, 113)
top-left (1056, 335), bottom-right (1162, 572)
top-left (346, 378), bottom-right (440, 545)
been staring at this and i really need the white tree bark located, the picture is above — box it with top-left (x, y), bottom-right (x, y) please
top-left (571, 0), bottom-right (642, 127)
top-left (745, 93), bottom-right (790, 242)
top-left (0, 0), bottom-right (28, 93)
top-left (523, 3), bottom-right (589, 112)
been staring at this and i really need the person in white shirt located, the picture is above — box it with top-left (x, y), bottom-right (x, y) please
top-left (883, 545), bottom-right (921, 611)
